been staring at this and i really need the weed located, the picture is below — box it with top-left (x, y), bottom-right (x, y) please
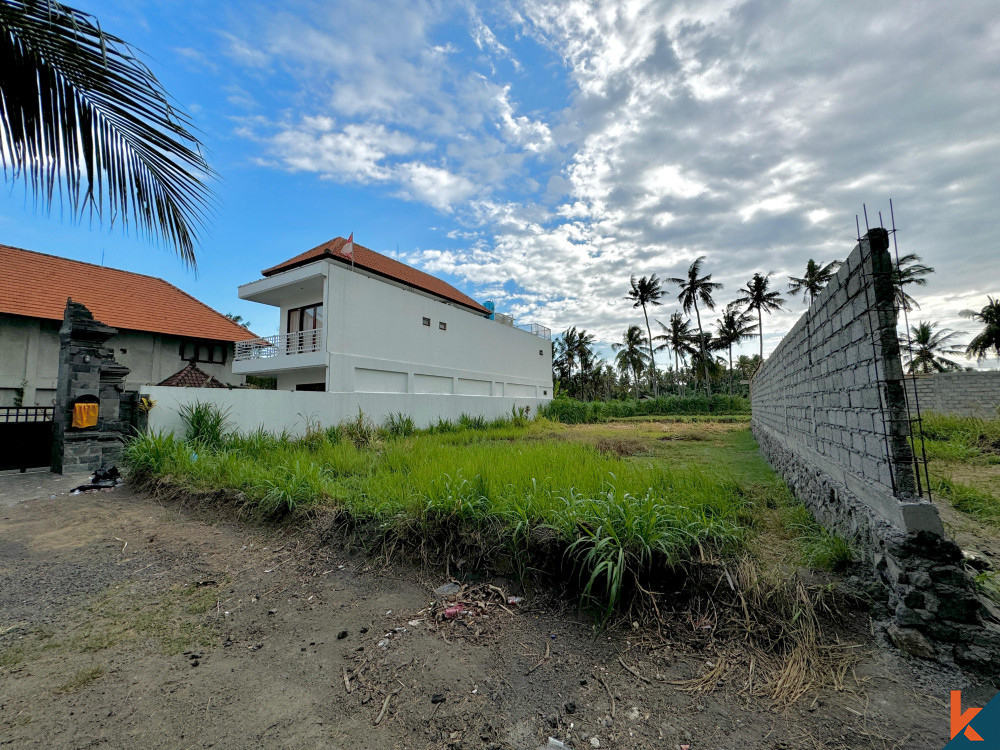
top-left (384, 412), bottom-right (416, 437)
top-left (342, 408), bottom-right (382, 449)
top-left (54, 666), bottom-right (105, 694)
top-left (178, 401), bottom-right (231, 449)
top-left (458, 413), bottom-right (488, 430)
top-left (934, 476), bottom-right (1000, 527)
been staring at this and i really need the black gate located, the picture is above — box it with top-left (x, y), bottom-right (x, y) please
top-left (0, 407), bottom-right (54, 472)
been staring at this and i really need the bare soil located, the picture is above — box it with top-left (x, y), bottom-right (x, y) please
top-left (0, 483), bottom-right (992, 749)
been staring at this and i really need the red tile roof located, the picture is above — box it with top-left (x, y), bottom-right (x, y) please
top-left (261, 237), bottom-right (489, 315)
top-left (0, 244), bottom-right (253, 341)
top-left (157, 362), bottom-right (228, 388)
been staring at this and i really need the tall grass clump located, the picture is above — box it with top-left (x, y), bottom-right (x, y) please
top-left (178, 401), bottom-right (230, 450)
top-left (341, 409), bottom-right (382, 449)
top-left (541, 394), bottom-right (750, 424)
top-left (384, 412), bottom-right (416, 437)
top-left (123, 431), bottom-right (188, 479)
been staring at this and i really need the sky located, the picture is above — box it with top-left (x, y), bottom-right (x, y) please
top-left (2, 0), bottom-right (999, 367)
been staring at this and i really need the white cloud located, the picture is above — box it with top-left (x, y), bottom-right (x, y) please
top-left (227, 0), bottom-right (1000, 360)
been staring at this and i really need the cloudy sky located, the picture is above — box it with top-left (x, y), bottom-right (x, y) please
top-left (2, 0), bottom-right (998, 365)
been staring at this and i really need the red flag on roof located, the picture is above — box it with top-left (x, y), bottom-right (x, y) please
top-left (342, 232), bottom-right (354, 258)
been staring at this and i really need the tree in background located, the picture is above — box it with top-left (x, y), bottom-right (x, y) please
top-left (612, 325), bottom-right (650, 398)
top-left (735, 272), bottom-right (785, 360)
top-left (715, 304), bottom-right (758, 393)
top-left (961, 296), bottom-right (1000, 363)
top-left (735, 354), bottom-right (761, 383)
top-left (655, 312), bottom-right (696, 395)
top-left (891, 254), bottom-right (934, 312)
top-left (0, 0), bottom-right (213, 266)
top-left (553, 326), bottom-right (597, 397)
top-left (900, 321), bottom-right (967, 374)
top-left (668, 257), bottom-right (723, 396)
top-left (625, 275), bottom-right (663, 397)
top-left (225, 313), bottom-right (251, 328)
top-left (687, 331), bottom-right (724, 392)
top-left (787, 259), bottom-right (841, 305)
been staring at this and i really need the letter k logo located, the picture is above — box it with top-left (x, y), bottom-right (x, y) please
top-left (952, 690), bottom-right (984, 741)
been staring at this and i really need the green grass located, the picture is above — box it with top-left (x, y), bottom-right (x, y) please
top-left (124, 406), bottom-right (842, 615)
top-left (919, 412), bottom-right (1000, 524)
top-left (921, 412), bottom-right (1000, 464)
top-left (933, 476), bottom-right (1000, 527)
top-left (540, 394), bottom-right (750, 423)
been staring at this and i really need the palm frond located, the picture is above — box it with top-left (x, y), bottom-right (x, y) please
top-left (0, 0), bottom-right (214, 266)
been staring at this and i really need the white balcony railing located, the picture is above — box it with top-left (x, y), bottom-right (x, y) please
top-left (234, 329), bottom-right (323, 361)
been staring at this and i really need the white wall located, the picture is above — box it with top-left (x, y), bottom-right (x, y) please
top-left (141, 385), bottom-right (550, 436)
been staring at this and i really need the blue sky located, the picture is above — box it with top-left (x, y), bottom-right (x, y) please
top-left (2, 0), bottom-right (999, 367)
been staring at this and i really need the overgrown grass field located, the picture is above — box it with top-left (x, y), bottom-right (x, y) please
top-left (920, 411), bottom-right (1000, 526)
top-left (125, 404), bottom-right (846, 615)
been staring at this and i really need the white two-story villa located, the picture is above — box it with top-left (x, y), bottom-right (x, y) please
top-left (233, 237), bottom-right (553, 402)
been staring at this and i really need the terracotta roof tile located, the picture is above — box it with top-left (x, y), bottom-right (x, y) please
top-left (261, 237), bottom-right (488, 314)
top-left (157, 362), bottom-right (228, 388)
top-left (0, 244), bottom-right (253, 341)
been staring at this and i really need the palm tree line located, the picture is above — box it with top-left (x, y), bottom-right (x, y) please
top-left (554, 250), bottom-right (997, 399)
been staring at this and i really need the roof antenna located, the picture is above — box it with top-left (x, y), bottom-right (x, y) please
top-left (101, 248), bottom-right (105, 267)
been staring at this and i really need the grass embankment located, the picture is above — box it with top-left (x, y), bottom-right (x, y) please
top-left (540, 394), bottom-right (750, 424)
top-left (921, 412), bottom-right (1000, 526)
top-left (125, 405), bottom-right (848, 617)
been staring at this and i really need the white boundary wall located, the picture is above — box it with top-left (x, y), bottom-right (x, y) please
top-left (140, 385), bottom-right (550, 436)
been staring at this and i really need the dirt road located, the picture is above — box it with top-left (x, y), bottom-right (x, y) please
top-left (0, 476), bottom-right (984, 749)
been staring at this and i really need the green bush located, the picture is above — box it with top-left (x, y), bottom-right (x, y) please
top-left (540, 394), bottom-right (750, 424)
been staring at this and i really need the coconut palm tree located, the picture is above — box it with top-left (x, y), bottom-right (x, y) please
top-left (612, 325), bottom-right (650, 398)
top-left (0, 0), bottom-right (213, 266)
top-left (901, 321), bottom-right (967, 374)
top-left (891, 254), bottom-right (934, 312)
top-left (735, 272), bottom-right (786, 360)
top-left (787, 259), bottom-right (841, 305)
top-left (715, 304), bottom-right (758, 393)
top-left (625, 275), bottom-right (663, 397)
top-left (655, 312), bottom-right (696, 395)
top-left (668, 257), bottom-right (723, 396)
top-left (961, 296), bottom-right (1000, 362)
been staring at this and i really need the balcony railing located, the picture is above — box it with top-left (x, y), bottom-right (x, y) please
top-left (235, 329), bottom-right (323, 361)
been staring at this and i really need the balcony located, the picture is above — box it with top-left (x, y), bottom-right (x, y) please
top-left (233, 329), bottom-right (326, 373)
top-left (492, 313), bottom-right (551, 340)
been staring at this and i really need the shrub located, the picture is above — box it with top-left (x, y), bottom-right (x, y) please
top-left (540, 394), bottom-right (750, 424)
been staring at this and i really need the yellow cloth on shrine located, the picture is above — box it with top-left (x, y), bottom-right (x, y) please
top-left (72, 402), bottom-right (99, 428)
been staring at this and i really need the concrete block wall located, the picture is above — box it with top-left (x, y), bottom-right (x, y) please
top-left (904, 371), bottom-right (1000, 418)
top-left (751, 229), bottom-right (999, 670)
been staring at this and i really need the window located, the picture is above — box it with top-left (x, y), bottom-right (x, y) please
top-left (422, 317), bottom-right (431, 326)
top-left (287, 303), bottom-right (323, 353)
top-left (180, 340), bottom-right (227, 364)
top-left (439, 321), bottom-right (447, 331)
